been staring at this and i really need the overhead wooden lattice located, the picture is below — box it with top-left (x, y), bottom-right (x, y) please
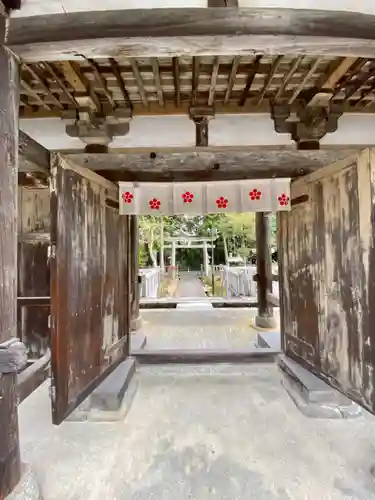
top-left (19, 55), bottom-right (375, 117)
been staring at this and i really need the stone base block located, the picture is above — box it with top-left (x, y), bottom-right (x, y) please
top-left (67, 357), bottom-right (137, 422)
top-left (130, 331), bottom-right (147, 352)
top-left (7, 464), bottom-right (43, 500)
top-left (255, 314), bottom-right (277, 329)
top-left (131, 315), bottom-right (142, 332)
top-left (279, 355), bottom-right (362, 419)
top-left (257, 331), bottom-right (281, 350)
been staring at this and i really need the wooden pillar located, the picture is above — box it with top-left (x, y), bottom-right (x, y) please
top-left (130, 215), bottom-right (141, 331)
top-left (0, 46), bottom-right (22, 497)
top-left (255, 212), bottom-right (276, 329)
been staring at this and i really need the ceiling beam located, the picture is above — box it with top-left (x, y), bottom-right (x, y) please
top-left (9, 8), bottom-right (375, 62)
top-left (62, 149), bottom-right (357, 183)
top-left (18, 130), bottom-right (50, 174)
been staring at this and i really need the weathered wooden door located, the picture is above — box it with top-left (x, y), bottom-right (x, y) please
top-left (50, 154), bottom-right (131, 424)
top-left (278, 149), bottom-right (375, 415)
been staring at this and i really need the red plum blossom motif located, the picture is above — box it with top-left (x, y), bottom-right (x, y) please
top-left (278, 193), bottom-right (289, 207)
top-left (182, 191), bottom-right (194, 204)
top-left (149, 198), bottom-right (161, 210)
top-left (122, 191), bottom-right (134, 204)
top-left (216, 196), bottom-right (228, 209)
top-left (249, 189), bottom-right (262, 201)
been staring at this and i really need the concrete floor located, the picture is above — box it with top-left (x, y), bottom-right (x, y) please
top-left (18, 363), bottom-right (375, 500)
top-left (141, 308), bottom-right (266, 349)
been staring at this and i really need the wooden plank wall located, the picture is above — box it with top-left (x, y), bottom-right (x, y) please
top-left (17, 187), bottom-right (50, 358)
top-left (279, 149), bottom-right (375, 413)
top-left (50, 155), bottom-right (130, 424)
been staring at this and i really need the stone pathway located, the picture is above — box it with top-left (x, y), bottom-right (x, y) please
top-left (177, 271), bottom-right (206, 297)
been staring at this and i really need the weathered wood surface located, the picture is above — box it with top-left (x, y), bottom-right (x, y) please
top-left (256, 213), bottom-right (273, 319)
top-left (130, 215), bottom-right (140, 330)
top-left (17, 348), bottom-right (51, 403)
top-left (0, 45), bottom-right (21, 499)
top-left (50, 154), bottom-right (130, 424)
top-left (133, 348), bottom-right (279, 364)
top-left (17, 187), bottom-right (50, 358)
top-left (8, 8), bottom-right (375, 61)
top-left (18, 130), bottom-right (50, 174)
top-left (65, 149), bottom-right (357, 183)
top-left (279, 148), bottom-right (375, 414)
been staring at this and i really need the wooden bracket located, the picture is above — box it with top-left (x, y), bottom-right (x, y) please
top-left (189, 105), bottom-right (215, 148)
top-left (271, 94), bottom-right (342, 149)
top-left (64, 108), bottom-right (132, 152)
top-left (0, 338), bottom-right (27, 374)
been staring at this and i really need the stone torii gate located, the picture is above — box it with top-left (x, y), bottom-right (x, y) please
top-left (3, 1), bottom-right (375, 497)
top-left (164, 235), bottom-right (217, 275)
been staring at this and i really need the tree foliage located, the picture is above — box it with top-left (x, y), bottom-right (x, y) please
top-left (139, 212), bottom-right (277, 267)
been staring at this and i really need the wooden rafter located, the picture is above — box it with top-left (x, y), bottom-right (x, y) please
top-left (109, 58), bottom-right (132, 110)
top-left (151, 58), bottom-right (164, 107)
top-left (88, 59), bottom-right (116, 110)
top-left (256, 56), bottom-right (283, 106)
top-left (57, 61), bottom-right (100, 111)
top-left (289, 58), bottom-right (321, 104)
top-left (23, 64), bottom-right (64, 110)
top-left (172, 57), bottom-right (180, 108)
top-left (192, 56), bottom-right (200, 105)
top-left (342, 63), bottom-right (375, 101)
top-left (41, 62), bottom-right (79, 109)
top-left (130, 59), bottom-right (148, 107)
top-left (239, 55), bottom-right (262, 106)
top-left (274, 56), bottom-right (304, 102)
top-left (208, 57), bottom-right (220, 106)
top-left (307, 57), bottom-right (358, 106)
top-left (21, 79), bottom-right (51, 110)
top-left (224, 55), bottom-right (240, 104)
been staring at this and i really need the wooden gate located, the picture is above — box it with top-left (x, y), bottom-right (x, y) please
top-left (50, 154), bottom-right (131, 424)
top-left (279, 149), bottom-right (375, 414)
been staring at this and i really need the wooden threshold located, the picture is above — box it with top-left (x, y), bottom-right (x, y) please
top-left (133, 348), bottom-right (280, 364)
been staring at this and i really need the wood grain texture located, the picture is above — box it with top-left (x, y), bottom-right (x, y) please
top-left (50, 154), bottom-right (130, 424)
top-left (18, 130), bottom-right (50, 174)
top-left (255, 213), bottom-right (273, 318)
top-left (279, 148), bottom-right (375, 414)
top-left (0, 45), bottom-right (21, 499)
top-left (8, 8), bottom-right (375, 61)
top-left (17, 187), bottom-right (50, 359)
top-left (64, 149), bottom-right (357, 183)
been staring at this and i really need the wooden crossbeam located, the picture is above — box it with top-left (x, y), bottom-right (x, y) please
top-left (10, 9), bottom-right (375, 61)
top-left (18, 130), bottom-right (50, 174)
